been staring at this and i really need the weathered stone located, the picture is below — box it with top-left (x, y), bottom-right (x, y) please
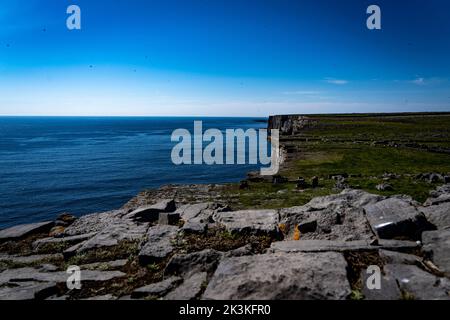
top-left (203, 252), bottom-right (351, 300)
top-left (132, 276), bottom-right (182, 298)
top-left (213, 209), bottom-right (279, 235)
top-left (424, 194), bottom-right (450, 206)
top-left (64, 210), bottom-right (124, 236)
top-left (376, 183), bottom-right (393, 191)
top-left (364, 198), bottom-right (434, 240)
top-left (125, 199), bottom-right (176, 222)
top-left (75, 219), bottom-right (148, 254)
top-left (177, 203), bottom-right (227, 234)
top-left (360, 269), bottom-right (401, 300)
top-left (379, 250), bottom-right (422, 266)
top-left (429, 184), bottom-right (450, 198)
top-left (270, 240), bottom-right (374, 253)
top-left (270, 239), bottom-right (419, 253)
top-left (158, 212), bottom-right (180, 225)
top-left (225, 244), bottom-right (253, 257)
top-left (165, 249), bottom-right (223, 277)
top-left (0, 221), bottom-right (54, 241)
top-left (165, 272), bottom-right (207, 300)
top-left (83, 294), bottom-right (117, 300)
top-left (0, 281), bottom-right (58, 300)
top-left (0, 253), bottom-right (62, 265)
top-left (422, 229), bottom-right (450, 276)
top-left (419, 203), bottom-right (450, 229)
top-left (0, 267), bottom-right (125, 285)
top-left (384, 264), bottom-right (450, 300)
top-left (32, 232), bottom-right (97, 252)
top-left (139, 225), bottom-right (178, 265)
top-left (80, 259), bottom-right (128, 271)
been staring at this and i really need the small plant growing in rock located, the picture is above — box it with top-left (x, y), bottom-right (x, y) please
top-left (293, 224), bottom-right (301, 240)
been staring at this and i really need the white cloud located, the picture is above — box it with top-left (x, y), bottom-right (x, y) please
top-left (324, 78), bottom-right (348, 85)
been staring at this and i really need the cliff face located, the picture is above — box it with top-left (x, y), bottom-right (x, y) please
top-left (268, 115), bottom-right (317, 135)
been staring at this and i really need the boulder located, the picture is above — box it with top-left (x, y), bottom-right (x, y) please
top-left (364, 198), bottom-right (434, 240)
top-left (125, 199), bottom-right (176, 222)
top-left (384, 264), bottom-right (450, 300)
top-left (429, 184), bottom-right (450, 198)
top-left (422, 229), bottom-right (450, 276)
top-left (424, 194), bottom-right (450, 206)
top-left (0, 221), bottom-right (54, 241)
top-left (213, 209), bottom-right (279, 235)
top-left (132, 276), bottom-right (182, 298)
top-left (419, 203), bottom-right (450, 229)
top-left (203, 252), bottom-right (351, 300)
top-left (165, 249), bottom-right (223, 277)
top-left (139, 225), bottom-right (178, 265)
top-left (165, 272), bottom-right (207, 300)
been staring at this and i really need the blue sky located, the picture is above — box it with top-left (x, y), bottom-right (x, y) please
top-left (0, 0), bottom-right (449, 116)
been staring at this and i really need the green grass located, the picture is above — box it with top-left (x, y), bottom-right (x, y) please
top-left (226, 114), bottom-right (450, 208)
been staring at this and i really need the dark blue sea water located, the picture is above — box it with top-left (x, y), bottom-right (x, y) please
top-left (0, 117), bottom-right (267, 229)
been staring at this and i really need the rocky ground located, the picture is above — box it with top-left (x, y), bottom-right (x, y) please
top-left (1, 113), bottom-right (449, 300)
top-left (0, 182), bottom-right (449, 300)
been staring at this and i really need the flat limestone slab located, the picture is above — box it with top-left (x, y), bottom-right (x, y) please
top-left (0, 222), bottom-right (54, 241)
top-left (420, 203), bottom-right (450, 230)
top-left (0, 281), bottom-right (58, 300)
top-left (139, 225), bottom-right (179, 265)
top-left (214, 209), bottom-right (279, 234)
top-left (422, 229), bottom-right (450, 277)
top-left (269, 239), bottom-right (419, 253)
top-left (203, 252), bottom-right (351, 300)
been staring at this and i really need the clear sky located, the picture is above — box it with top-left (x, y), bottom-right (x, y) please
top-left (0, 0), bottom-right (449, 116)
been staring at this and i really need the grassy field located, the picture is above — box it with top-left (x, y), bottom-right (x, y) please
top-left (225, 113), bottom-right (450, 209)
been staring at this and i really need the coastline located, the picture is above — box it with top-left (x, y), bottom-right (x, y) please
top-left (1, 113), bottom-right (450, 300)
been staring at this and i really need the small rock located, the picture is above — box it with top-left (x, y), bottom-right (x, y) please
top-left (132, 276), bottom-right (182, 299)
top-left (49, 226), bottom-right (65, 237)
top-left (379, 250), bottom-right (422, 266)
top-left (445, 176), bottom-right (450, 184)
top-left (214, 209), bottom-right (279, 235)
top-left (296, 178), bottom-right (307, 189)
top-left (165, 249), bottom-right (223, 277)
top-left (33, 232), bottom-right (97, 252)
top-left (139, 225), bottom-right (178, 265)
top-left (239, 180), bottom-right (249, 190)
top-left (311, 176), bottom-right (319, 188)
top-left (164, 272), bottom-right (207, 300)
top-left (376, 183), bottom-right (393, 191)
top-left (0, 221), bottom-right (54, 242)
top-left (422, 229), bottom-right (450, 277)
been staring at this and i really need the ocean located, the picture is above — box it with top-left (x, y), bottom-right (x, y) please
top-left (0, 117), bottom-right (267, 229)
